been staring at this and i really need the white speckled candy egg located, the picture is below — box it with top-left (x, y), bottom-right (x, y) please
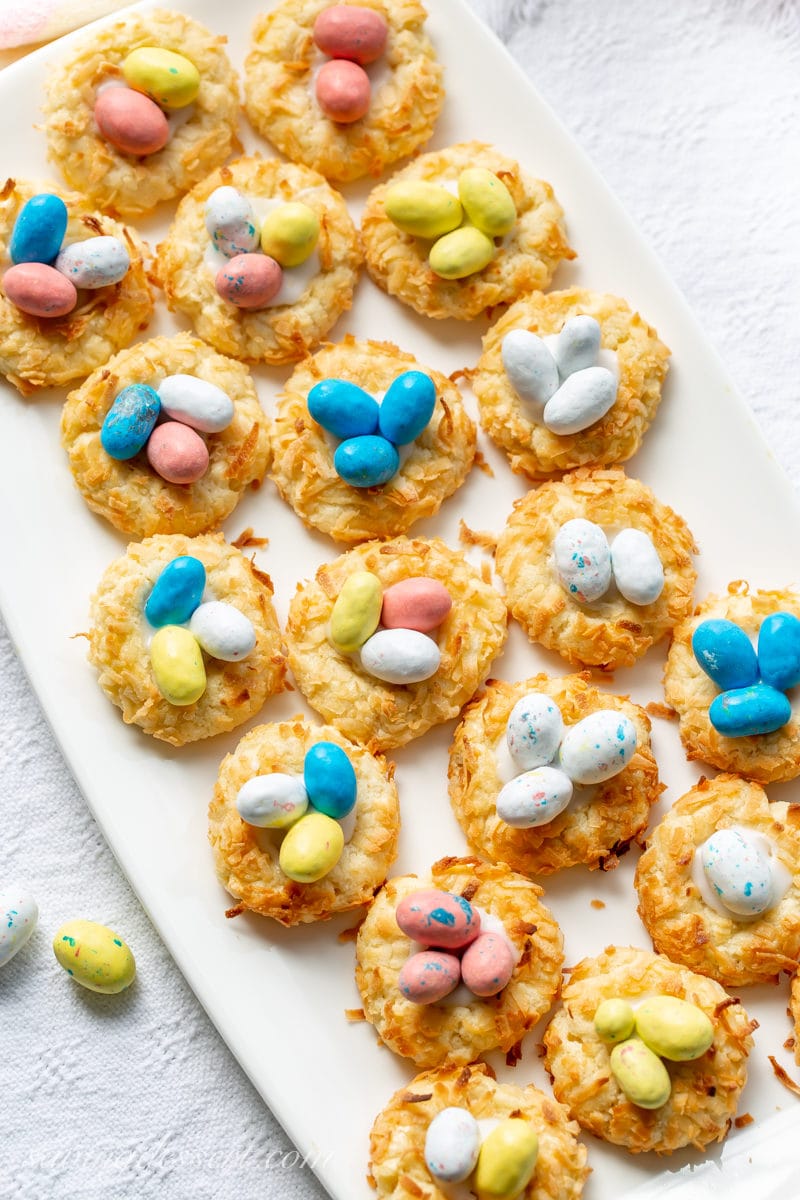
top-left (700, 828), bottom-right (774, 917)
top-left (505, 692), bottom-right (564, 770)
top-left (610, 528), bottom-right (665, 605)
top-left (558, 710), bottom-right (637, 785)
top-left (236, 774), bottom-right (308, 829)
top-left (553, 518), bottom-right (612, 603)
top-left (425, 1107), bottom-right (481, 1184)
top-left (54, 235), bottom-right (130, 289)
top-left (189, 601), bottom-right (256, 661)
top-left (158, 375), bottom-right (235, 433)
top-left (359, 629), bottom-right (441, 684)
top-left (496, 766), bottom-right (573, 828)
top-left (0, 888), bottom-right (38, 967)
top-left (501, 329), bottom-right (559, 419)
top-left (205, 186), bottom-right (260, 258)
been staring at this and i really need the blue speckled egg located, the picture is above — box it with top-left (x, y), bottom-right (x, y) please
top-left (378, 370), bottom-right (436, 445)
top-left (144, 556), bottom-right (206, 627)
top-left (709, 684), bottom-right (791, 738)
top-left (303, 741), bottom-right (357, 819)
top-left (692, 619), bottom-right (759, 691)
top-left (308, 378), bottom-right (379, 439)
top-left (757, 612), bottom-right (800, 691)
top-left (100, 383), bottom-right (161, 461)
top-left (334, 435), bottom-right (399, 487)
top-left (10, 193), bottom-right (68, 264)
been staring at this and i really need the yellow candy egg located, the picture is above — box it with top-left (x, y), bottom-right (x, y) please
top-left (594, 997), bottom-right (636, 1044)
top-left (428, 225), bottom-right (495, 280)
top-left (384, 182), bottom-right (463, 240)
top-left (53, 919), bottom-right (136, 994)
top-left (122, 47), bottom-right (200, 110)
top-left (259, 203), bottom-right (320, 268)
top-left (150, 625), bottom-right (206, 706)
top-left (458, 168), bottom-right (516, 238)
top-left (279, 812), bottom-right (345, 883)
top-left (329, 571), bottom-right (382, 652)
top-left (634, 996), bottom-right (714, 1062)
top-left (609, 1038), bottom-right (672, 1109)
top-left (474, 1119), bottom-right (539, 1200)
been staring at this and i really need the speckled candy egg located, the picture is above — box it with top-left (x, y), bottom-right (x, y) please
top-left (52, 919), bottom-right (136, 994)
top-left (496, 766), bottom-right (573, 828)
top-left (398, 950), bottom-right (461, 1004)
top-left (558, 710), bottom-right (637, 785)
top-left (395, 888), bottom-right (480, 950)
top-left (54, 235), bottom-right (130, 289)
top-left (460, 931), bottom-right (515, 997)
top-left (236, 773), bottom-right (308, 829)
top-left (424, 1107), bottom-right (481, 1184)
top-left (553, 518), bottom-right (612, 603)
top-left (215, 253), bottom-right (282, 308)
top-left (700, 828), bottom-right (775, 917)
top-left (505, 692), bottom-right (564, 770)
top-left (0, 888), bottom-right (38, 967)
top-left (359, 628), bottom-right (440, 684)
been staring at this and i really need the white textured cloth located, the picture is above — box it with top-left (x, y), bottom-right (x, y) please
top-left (1, 3), bottom-right (799, 1198)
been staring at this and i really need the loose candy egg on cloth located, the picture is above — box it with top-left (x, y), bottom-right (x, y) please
top-left (52, 919), bottom-right (135, 994)
top-left (286, 536), bottom-right (507, 751)
top-left (543, 945), bottom-right (756, 1154)
top-left (356, 857), bottom-right (563, 1068)
top-left (209, 717), bottom-right (399, 924)
top-left (636, 773), bottom-right (800, 986)
top-left (369, 1061), bottom-right (588, 1200)
top-left (664, 582), bottom-right (800, 783)
top-left (269, 337), bottom-right (476, 543)
top-left (42, 10), bottom-right (240, 217)
top-left (496, 467), bottom-right (696, 670)
top-left (449, 673), bottom-right (662, 874)
top-left (362, 141), bottom-right (574, 321)
top-left (244, 0), bottom-right (444, 185)
top-left (0, 178), bottom-right (153, 395)
top-left (61, 333), bottom-right (270, 538)
top-left (88, 532), bottom-right (285, 746)
top-left (0, 888), bottom-right (38, 967)
top-left (153, 156), bottom-right (361, 365)
top-left (474, 288), bottom-right (670, 481)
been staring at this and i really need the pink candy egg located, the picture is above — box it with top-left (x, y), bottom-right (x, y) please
top-left (94, 87), bottom-right (170, 156)
top-left (146, 421), bottom-right (209, 484)
top-left (313, 5), bottom-right (388, 65)
top-left (381, 578), bottom-right (453, 633)
top-left (399, 951), bottom-right (461, 1005)
top-left (215, 254), bottom-right (283, 309)
top-left (315, 59), bottom-right (371, 123)
top-left (460, 932), bottom-right (515, 998)
top-left (3, 263), bottom-right (77, 318)
top-left (396, 888), bottom-right (480, 950)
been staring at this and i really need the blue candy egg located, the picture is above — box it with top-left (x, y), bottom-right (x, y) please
top-left (692, 619), bottom-right (759, 691)
top-left (758, 612), bottom-right (800, 691)
top-left (334, 435), bottom-right (399, 487)
top-left (378, 370), bottom-right (436, 445)
top-left (307, 378), bottom-right (379, 439)
top-left (144, 556), bottom-right (206, 627)
top-left (709, 684), bottom-right (791, 738)
top-left (100, 384), bottom-right (161, 461)
top-left (10, 193), bottom-right (68, 265)
top-left (303, 741), bottom-right (357, 819)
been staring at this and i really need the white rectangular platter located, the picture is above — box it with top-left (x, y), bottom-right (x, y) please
top-left (2, 2), bottom-right (800, 1197)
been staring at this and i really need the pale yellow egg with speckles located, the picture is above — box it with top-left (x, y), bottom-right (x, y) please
top-left (53, 919), bottom-right (136, 994)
